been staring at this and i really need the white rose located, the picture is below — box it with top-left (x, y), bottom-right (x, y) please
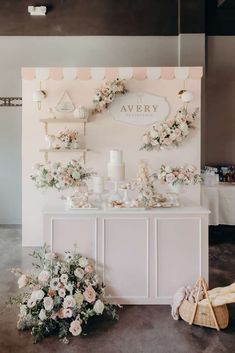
top-left (165, 166), bottom-right (172, 173)
top-left (27, 298), bottom-right (36, 308)
top-left (93, 300), bottom-right (104, 315)
top-left (74, 267), bottom-right (84, 279)
top-left (39, 309), bottom-right (47, 321)
top-left (150, 130), bottom-right (158, 138)
top-left (43, 296), bottom-right (54, 311)
top-left (18, 274), bottom-right (27, 289)
top-left (63, 295), bottom-right (76, 309)
top-left (31, 289), bottom-right (45, 301)
top-left (166, 173), bottom-right (176, 184)
top-left (38, 270), bottom-right (50, 282)
top-left (78, 257), bottom-right (88, 268)
top-left (60, 274), bottom-right (68, 284)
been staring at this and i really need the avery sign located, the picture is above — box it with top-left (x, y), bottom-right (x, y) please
top-left (108, 92), bottom-right (170, 125)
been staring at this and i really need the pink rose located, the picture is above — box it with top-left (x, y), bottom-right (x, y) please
top-left (83, 286), bottom-right (96, 303)
top-left (69, 320), bottom-right (82, 336)
top-left (62, 308), bottom-right (73, 318)
top-left (167, 119), bottom-right (174, 127)
top-left (38, 270), bottom-right (50, 282)
top-left (43, 296), bottom-right (54, 311)
top-left (164, 138), bottom-right (172, 146)
top-left (85, 265), bottom-right (93, 273)
top-left (18, 274), bottom-right (28, 289)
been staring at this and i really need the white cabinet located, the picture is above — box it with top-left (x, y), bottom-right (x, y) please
top-left (44, 207), bottom-right (209, 305)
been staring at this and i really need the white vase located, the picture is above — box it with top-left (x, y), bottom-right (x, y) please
top-left (168, 183), bottom-right (183, 194)
top-left (73, 105), bottom-right (87, 119)
top-left (168, 183), bottom-right (184, 207)
top-left (45, 135), bottom-right (53, 149)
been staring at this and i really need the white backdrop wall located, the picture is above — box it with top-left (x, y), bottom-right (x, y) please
top-left (22, 66), bottom-right (202, 246)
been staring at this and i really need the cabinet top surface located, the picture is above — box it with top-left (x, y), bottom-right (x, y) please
top-left (43, 205), bottom-right (210, 216)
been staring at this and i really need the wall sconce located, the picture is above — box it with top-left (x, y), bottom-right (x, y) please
top-left (32, 82), bottom-right (47, 110)
top-left (178, 90), bottom-right (193, 103)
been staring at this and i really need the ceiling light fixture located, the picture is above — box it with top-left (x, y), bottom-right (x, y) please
top-left (28, 6), bottom-right (47, 16)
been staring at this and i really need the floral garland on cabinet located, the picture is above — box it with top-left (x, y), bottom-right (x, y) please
top-left (141, 107), bottom-right (199, 151)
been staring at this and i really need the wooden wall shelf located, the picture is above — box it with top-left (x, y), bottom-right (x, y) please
top-left (40, 118), bottom-right (88, 124)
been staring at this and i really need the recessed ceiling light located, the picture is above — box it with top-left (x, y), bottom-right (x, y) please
top-left (28, 6), bottom-right (47, 16)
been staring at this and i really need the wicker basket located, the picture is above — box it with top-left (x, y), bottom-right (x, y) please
top-left (179, 278), bottom-right (229, 331)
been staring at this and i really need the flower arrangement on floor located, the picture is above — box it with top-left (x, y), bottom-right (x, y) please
top-left (141, 107), bottom-right (199, 151)
top-left (9, 246), bottom-right (118, 343)
top-left (56, 129), bottom-right (80, 149)
top-left (157, 164), bottom-right (202, 186)
top-left (92, 78), bottom-right (127, 114)
top-left (31, 159), bottom-right (95, 191)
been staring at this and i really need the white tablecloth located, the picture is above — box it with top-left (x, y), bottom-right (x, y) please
top-left (201, 184), bottom-right (235, 225)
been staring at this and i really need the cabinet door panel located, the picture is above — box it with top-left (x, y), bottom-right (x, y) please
top-left (102, 218), bottom-right (149, 301)
top-left (50, 217), bottom-right (97, 263)
top-left (155, 218), bottom-right (201, 298)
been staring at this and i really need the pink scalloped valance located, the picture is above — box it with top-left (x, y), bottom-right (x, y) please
top-left (21, 67), bottom-right (203, 81)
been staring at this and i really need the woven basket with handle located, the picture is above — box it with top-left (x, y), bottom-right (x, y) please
top-left (179, 277), bottom-right (229, 331)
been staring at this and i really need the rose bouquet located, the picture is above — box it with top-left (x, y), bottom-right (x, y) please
top-left (57, 129), bottom-right (80, 149)
top-left (141, 107), bottom-right (199, 151)
top-left (157, 164), bottom-right (202, 186)
top-left (92, 78), bottom-right (127, 114)
top-left (9, 246), bottom-right (118, 343)
top-left (31, 159), bottom-right (96, 191)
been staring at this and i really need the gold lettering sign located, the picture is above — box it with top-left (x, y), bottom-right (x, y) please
top-left (108, 92), bottom-right (170, 126)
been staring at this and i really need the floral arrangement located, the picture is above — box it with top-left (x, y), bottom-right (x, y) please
top-left (9, 246), bottom-right (118, 343)
top-left (31, 159), bottom-right (95, 191)
top-left (157, 164), bottom-right (202, 186)
top-left (131, 161), bottom-right (165, 208)
top-left (92, 78), bottom-right (127, 114)
top-left (141, 107), bottom-right (199, 151)
top-left (56, 129), bottom-right (80, 149)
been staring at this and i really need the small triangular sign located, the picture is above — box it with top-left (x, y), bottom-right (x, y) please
top-left (55, 90), bottom-right (75, 113)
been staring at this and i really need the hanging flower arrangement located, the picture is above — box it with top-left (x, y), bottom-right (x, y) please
top-left (30, 160), bottom-right (96, 191)
top-left (9, 246), bottom-right (118, 343)
top-left (92, 78), bottom-right (127, 114)
top-left (141, 107), bottom-right (199, 151)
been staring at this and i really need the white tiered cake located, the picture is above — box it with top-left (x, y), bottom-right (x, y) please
top-left (107, 150), bottom-right (125, 181)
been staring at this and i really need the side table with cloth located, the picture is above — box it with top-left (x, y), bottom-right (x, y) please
top-left (201, 184), bottom-right (235, 225)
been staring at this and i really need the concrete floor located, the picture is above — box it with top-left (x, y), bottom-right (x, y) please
top-left (0, 225), bottom-right (234, 353)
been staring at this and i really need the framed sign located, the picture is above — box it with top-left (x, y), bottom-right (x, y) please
top-left (108, 92), bottom-right (170, 125)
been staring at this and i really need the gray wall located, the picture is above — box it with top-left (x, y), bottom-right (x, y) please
top-left (206, 36), bottom-right (235, 165)
top-left (0, 36), bottom-right (179, 224)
